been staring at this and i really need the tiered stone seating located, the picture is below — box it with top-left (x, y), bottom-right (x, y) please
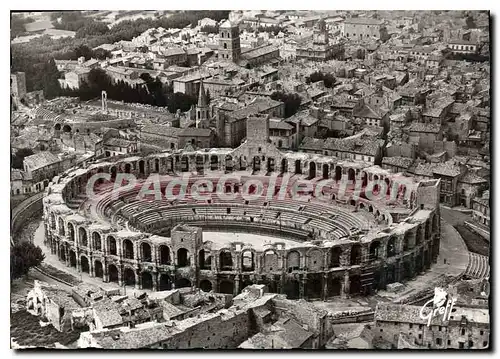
top-left (465, 252), bottom-right (490, 279)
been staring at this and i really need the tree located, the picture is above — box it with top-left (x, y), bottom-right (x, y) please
top-left (11, 241), bottom-right (45, 280)
top-left (75, 45), bottom-right (93, 60)
top-left (305, 71), bottom-right (336, 88)
top-left (466, 15), bottom-right (476, 29)
top-left (200, 25), bottom-right (219, 34)
top-left (167, 92), bottom-right (197, 113)
top-left (11, 148), bottom-right (34, 169)
top-left (270, 91), bottom-right (302, 118)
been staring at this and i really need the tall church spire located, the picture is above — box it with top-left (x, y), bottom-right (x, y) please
top-left (198, 80), bottom-right (208, 108)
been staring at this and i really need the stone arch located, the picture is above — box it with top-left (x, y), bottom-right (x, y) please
top-left (349, 275), bottom-right (362, 295)
top-left (369, 241), bottom-right (381, 261)
top-left (328, 277), bottom-right (342, 297)
top-left (180, 156), bottom-right (189, 172)
top-left (54, 123), bottom-right (61, 131)
top-left (176, 277), bottom-right (191, 288)
top-left (159, 274), bottom-right (172, 291)
top-left (266, 157), bottom-right (275, 172)
top-left (262, 250), bottom-right (279, 272)
top-left (239, 157), bottom-right (247, 170)
top-left (124, 163), bottom-right (131, 174)
top-left (287, 250), bottom-right (301, 272)
top-left (62, 124), bottom-right (72, 133)
top-left (200, 279), bottom-right (213, 292)
top-left (49, 213), bottom-right (56, 229)
top-left (350, 244), bottom-right (362, 265)
top-left (210, 155), bottom-right (219, 170)
top-left (219, 250), bottom-right (233, 270)
top-left (123, 267), bottom-right (136, 286)
top-left (284, 280), bottom-right (300, 299)
top-left (295, 159), bottom-right (302, 174)
top-left (308, 161), bottom-right (316, 179)
top-left (167, 157), bottom-right (174, 171)
top-left (94, 260), bottom-right (103, 278)
top-left (348, 168), bottom-right (355, 182)
top-left (141, 272), bottom-right (153, 290)
top-left (322, 163), bottom-right (329, 179)
top-left (219, 280), bottom-right (234, 294)
top-left (335, 166), bottom-right (342, 181)
top-left (196, 155), bottom-right (204, 172)
top-left (92, 232), bottom-right (102, 251)
top-left (307, 249), bottom-right (324, 271)
top-left (108, 236), bottom-right (117, 255)
top-left (330, 247), bottom-right (342, 267)
top-left (225, 155), bottom-right (233, 172)
top-left (141, 242), bottom-right (152, 262)
top-left (138, 160), bottom-right (145, 175)
top-left (81, 255), bottom-right (90, 273)
top-left (110, 166), bottom-right (117, 180)
top-left (241, 250), bottom-right (255, 272)
top-left (362, 172), bottom-right (368, 187)
top-left (69, 250), bottom-right (77, 267)
top-left (199, 249), bottom-right (211, 270)
top-left (281, 158), bottom-right (288, 173)
top-left (60, 243), bottom-right (67, 261)
top-left (385, 178), bottom-right (391, 195)
top-left (307, 274), bottom-right (322, 299)
top-left (159, 245), bottom-right (171, 265)
top-left (387, 236), bottom-right (397, 257)
top-left (252, 156), bottom-right (261, 171)
top-left (58, 218), bottom-right (65, 236)
top-left (154, 158), bottom-right (160, 172)
top-left (123, 239), bottom-right (134, 259)
top-left (108, 264), bottom-right (119, 282)
top-left (177, 248), bottom-right (190, 267)
top-left (79, 227), bottom-right (88, 247)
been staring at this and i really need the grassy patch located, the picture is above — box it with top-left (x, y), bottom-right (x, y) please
top-left (11, 310), bottom-right (80, 348)
top-left (38, 264), bottom-right (82, 286)
top-left (454, 224), bottom-right (490, 256)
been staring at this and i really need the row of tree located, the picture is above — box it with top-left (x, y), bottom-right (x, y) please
top-left (61, 68), bottom-right (198, 113)
top-left (270, 91), bottom-right (302, 118)
top-left (11, 241), bottom-right (45, 280)
top-left (305, 71), bottom-right (336, 88)
top-left (11, 11), bottom-right (230, 96)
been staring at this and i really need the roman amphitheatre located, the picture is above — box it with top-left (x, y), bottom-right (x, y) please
top-left (41, 116), bottom-right (443, 301)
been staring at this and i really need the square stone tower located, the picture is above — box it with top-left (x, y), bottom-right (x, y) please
top-left (246, 114), bottom-right (270, 144)
top-left (171, 224), bottom-right (203, 269)
top-left (219, 20), bottom-right (241, 62)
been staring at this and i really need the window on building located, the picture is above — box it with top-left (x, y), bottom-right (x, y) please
top-left (483, 341), bottom-right (488, 348)
top-left (480, 330), bottom-right (484, 335)
top-left (409, 324), bottom-right (413, 329)
top-left (448, 340), bottom-right (451, 345)
top-left (436, 338), bottom-right (442, 345)
top-left (461, 329), bottom-right (466, 335)
top-left (459, 342), bottom-right (465, 349)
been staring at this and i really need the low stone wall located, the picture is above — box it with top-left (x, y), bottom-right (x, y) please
top-left (11, 192), bottom-right (44, 241)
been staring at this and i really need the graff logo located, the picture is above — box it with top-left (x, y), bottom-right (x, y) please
top-left (419, 287), bottom-right (457, 327)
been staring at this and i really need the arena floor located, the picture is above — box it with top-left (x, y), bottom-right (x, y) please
top-left (203, 231), bottom-right (303, 250)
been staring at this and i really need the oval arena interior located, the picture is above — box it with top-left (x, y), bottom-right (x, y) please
top-left (43, 116), bottom-right (441, 301)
